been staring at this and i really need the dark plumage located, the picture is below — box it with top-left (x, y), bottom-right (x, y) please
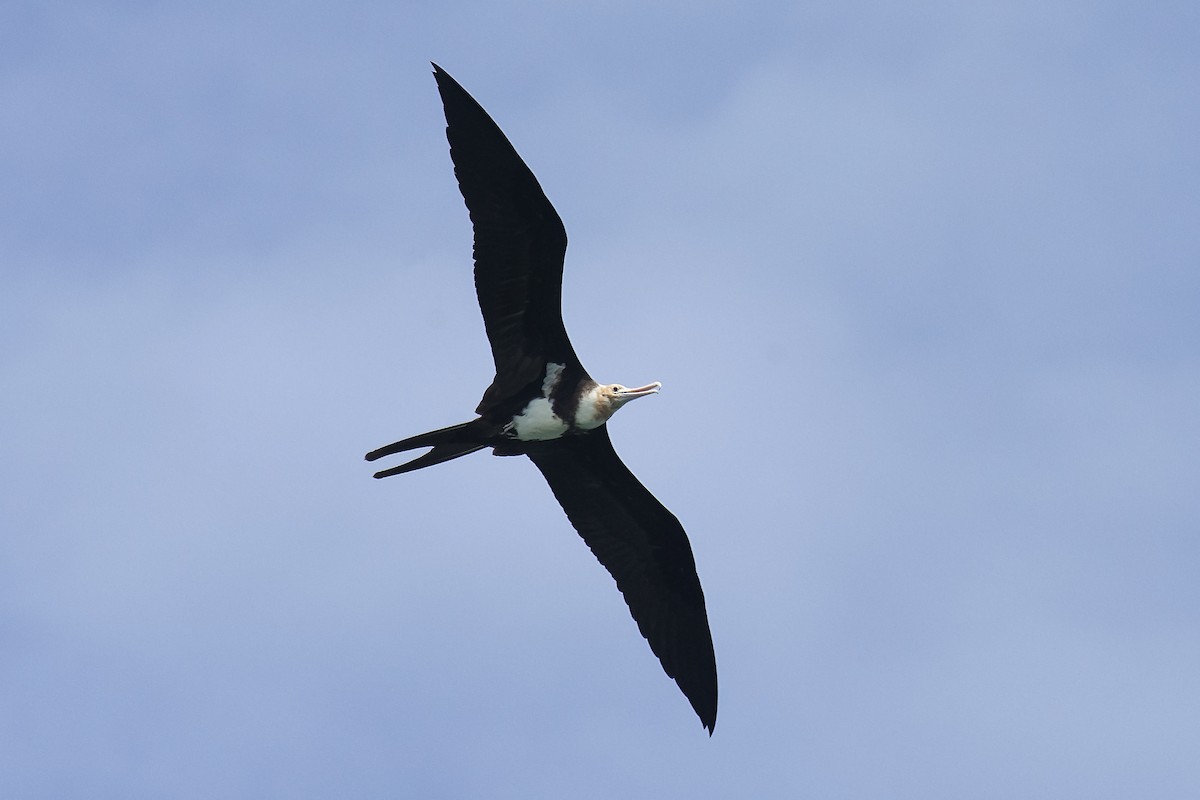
top-left (366, 64), bottom-right (717, 733)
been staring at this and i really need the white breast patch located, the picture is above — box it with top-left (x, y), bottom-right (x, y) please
top-left (511, 397), bottom-right (569, 441)
top-left (511, 362), bottom-right (569, 441)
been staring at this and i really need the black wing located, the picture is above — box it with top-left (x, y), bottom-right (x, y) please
top-left (525, 427), bottom-right (718, 733)
top-left (432, 64), bottom-right (585, 415)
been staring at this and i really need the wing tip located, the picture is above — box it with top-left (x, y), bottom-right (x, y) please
top-left (696, 698), bottom-right (718, 736)
top-left (682, 659), bottom-right (718, 736)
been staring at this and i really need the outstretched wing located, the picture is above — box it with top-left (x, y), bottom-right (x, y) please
top-left (432, 64), bottom-right (585, 415)
top-left (525, 427), bottom-right (718, 733)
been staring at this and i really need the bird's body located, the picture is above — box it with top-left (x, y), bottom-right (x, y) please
top-left (367, 64), bottom-right (717, 733)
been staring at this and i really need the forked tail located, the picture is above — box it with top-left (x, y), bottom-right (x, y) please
top-left (365, 419), bottom-right (493, 479)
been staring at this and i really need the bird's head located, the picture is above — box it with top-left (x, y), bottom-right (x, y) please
top-left (603, 382), bottom-right (662, 408)
top-left (576, 381), bottom-right (661, 429)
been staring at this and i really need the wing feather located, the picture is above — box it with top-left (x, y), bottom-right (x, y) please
top-left (432, 65), bottom-right (585, 414)
top-left (525, 427), bottom-right (718, 733)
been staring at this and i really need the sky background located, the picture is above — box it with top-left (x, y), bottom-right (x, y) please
top-left (3, 2), bottom-right (1198, 797)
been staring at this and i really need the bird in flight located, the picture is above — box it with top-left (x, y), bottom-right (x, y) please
top-left (366, 63), bottom-right (717, 733)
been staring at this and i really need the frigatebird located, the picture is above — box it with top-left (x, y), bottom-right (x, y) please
top-left (366, 64), bottom-right (717, 733)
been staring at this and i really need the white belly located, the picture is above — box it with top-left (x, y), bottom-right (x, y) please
top-left (511, 397), bottom-right (569, 441)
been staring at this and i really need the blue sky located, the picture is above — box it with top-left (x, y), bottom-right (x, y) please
top-left (3, 2), bottom-right (1198, 797)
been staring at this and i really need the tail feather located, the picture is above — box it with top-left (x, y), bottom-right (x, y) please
top-left (366, 419), bottom-right (492, 478)
top-left (371, 441), bottom-right (487, 478)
